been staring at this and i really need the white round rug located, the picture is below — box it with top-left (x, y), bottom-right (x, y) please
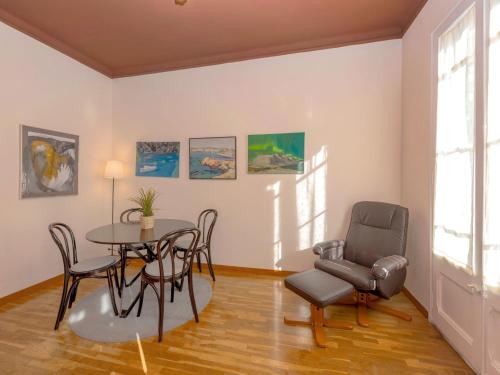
top-left (67, 274), bottom-right (212, 342)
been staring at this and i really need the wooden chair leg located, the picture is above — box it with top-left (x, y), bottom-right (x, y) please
top-left (196, 253), bottom-right (202, 273)
top-left (54, 275), bottom-right (69, 330)
top-left (113, 267), bottom-right (121, 298)
top-left (205, 248), bottom-right (216, 281)
top-left (188, 268), bottom-right (199, 322)
top-left (310, 305), bottom-right (328, 348)
top-left (106, 270), bottom-right (119, 316)
top-left (367, 301), bottom-right (412, 321)
top-left (312, 325), bottom-right (328, 348)
top-left (170, 281), bottom-right (175, 303)
top-left (158, 284), bottom-right (165, 342)
top-left (284, 304), bottom-right (353, 348)
top-left (60, 279), bottom-right (79, 323)
top-left (357, 292), bottom-right (369, 327)
top-left (68, 277), bottom-right (79, 309)
top-left (178, 270), bottom-right (186, 292)
top-left (125, 269), bottom-right (142, 288)
top-left (137, 280), bottom-right (147, 317)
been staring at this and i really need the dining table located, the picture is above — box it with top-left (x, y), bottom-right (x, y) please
top-left (86, 218), bottom-right (195, 317)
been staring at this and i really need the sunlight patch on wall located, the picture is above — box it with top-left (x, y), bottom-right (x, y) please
top-left (296, 146), bottom-right (327, 250)
top-left (267, 181), bottom-right (282, 270)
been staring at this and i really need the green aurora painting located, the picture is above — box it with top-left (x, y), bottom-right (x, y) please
top-left (247, 132), bottom-right (305, 174)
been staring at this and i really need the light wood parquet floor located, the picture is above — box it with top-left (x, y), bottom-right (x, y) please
top-left (0, 266), bottom-right (474, 375)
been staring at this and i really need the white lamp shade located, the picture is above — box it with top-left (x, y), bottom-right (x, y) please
top-left (104, 160), bottom-right (124, 179)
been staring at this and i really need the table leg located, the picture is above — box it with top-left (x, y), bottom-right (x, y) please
top-left (120, 289), bottom-right (142, 318)
top-left (119, 244), bottom-right (127, 317)
top-left (146, 243), bottom-right (155, 262)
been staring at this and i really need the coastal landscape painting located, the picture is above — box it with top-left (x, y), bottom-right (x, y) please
top-left (248, 132), bottom-right (305, 174)
top-left (136, 141), bottom-right (180, 178)
top-left (189, 137), bottom-right (236, 179)
top-left (20, 125), bottom-right (79, 198)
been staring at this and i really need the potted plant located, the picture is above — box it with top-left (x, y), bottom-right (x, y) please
top-left (130, 187), bottom-right (158, 230)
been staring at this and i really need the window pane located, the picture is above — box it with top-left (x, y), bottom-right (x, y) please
top-left (433, 6), bottom-right (475, 268)
top-left (484, 0), bottom-right (500, 286)
top-left (437, 65), bottom-right (474, 153)
top-left (434, 227), bottom-right (471, 266)
top-left (434, 152), bottom-right (473, 235)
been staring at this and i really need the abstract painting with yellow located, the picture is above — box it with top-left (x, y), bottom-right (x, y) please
top-left (20, 125), bottom-right (78, 198)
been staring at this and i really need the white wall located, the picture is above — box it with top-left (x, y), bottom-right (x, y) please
top-left (112, 40), bottom-right (403, 272)
top-left (401, 0), bottom-right (462, 309)
top-left (0, 23), bottom-right (112, 297)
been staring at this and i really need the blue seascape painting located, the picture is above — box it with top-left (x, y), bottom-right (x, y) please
top-left (189, 137), bottom-right (236, 179)
top-left (136, 142), bottom-right (179, 178)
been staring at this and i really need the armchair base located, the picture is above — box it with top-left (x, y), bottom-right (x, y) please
top-left (284, 304), bottom-right (353, 348)
top-left (339, 291), bottom-right (412, 327)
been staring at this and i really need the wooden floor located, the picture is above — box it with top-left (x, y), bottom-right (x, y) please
top-left (0, 266), bottom-right (473, 375)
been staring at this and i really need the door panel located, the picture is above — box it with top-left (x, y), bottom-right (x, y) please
top-left (485, 0), bottom-right (500, 373)
top-left (485, 296), bottom-right (500, 374)
top-left (437, 272), bottom-right (476, 342)
top-left (432, 257), bottom-right (482, 371)
top-left (431, 1), bottom-right (483, 372)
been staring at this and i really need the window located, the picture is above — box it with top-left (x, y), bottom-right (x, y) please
top-left (484, 0), bottom-right (500, 286)
top-left (433, 6), bottom-right (476, 268)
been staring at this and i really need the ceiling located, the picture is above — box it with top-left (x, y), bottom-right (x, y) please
top-left (0, 0), bottom-right (427, 78)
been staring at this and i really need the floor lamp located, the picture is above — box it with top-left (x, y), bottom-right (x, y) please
top-left (104, 160), bottom-right (124, 254)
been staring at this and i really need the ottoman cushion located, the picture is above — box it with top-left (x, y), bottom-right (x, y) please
top-left (285, 269), bottom-right (354, 308)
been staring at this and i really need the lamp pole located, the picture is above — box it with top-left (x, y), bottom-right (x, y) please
top-left (110, 177), bottom-right (116, 255)
top-left (104, 160), bottom-right (124, 256)
top-left (112, 177), bottom-right (115, 225)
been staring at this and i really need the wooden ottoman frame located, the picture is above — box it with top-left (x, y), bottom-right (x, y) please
top-left (283, 269), bottom-right (354, 348)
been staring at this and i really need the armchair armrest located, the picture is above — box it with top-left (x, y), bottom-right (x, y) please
top-left (371, 255), bottom-right (408, 280)
top-left (312, 240), bottom-right (345, 260)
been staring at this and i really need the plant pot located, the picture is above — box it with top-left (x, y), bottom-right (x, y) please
top-left (140, 215), bottom-right (155, 230)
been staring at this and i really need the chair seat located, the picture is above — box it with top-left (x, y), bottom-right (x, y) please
top-left (314, 259), bottom-right (376, 291)
top-left (70, 255), bottom-right (120, 274)
top-left (174, 238), bottom-right (206, 251)
top-left (144, 258), bottom-right (185, 278)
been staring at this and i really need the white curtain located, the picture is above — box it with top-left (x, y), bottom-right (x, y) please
top-left (484, 0), bottom-right (500, 287)
top-left (434, 6), bottom-right (476, 268)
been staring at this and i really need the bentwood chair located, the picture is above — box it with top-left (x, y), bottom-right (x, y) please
top-left (312, 201), bottom-right (411, 327)
top-left (49, 223), bottom-right (120, 330)
top-left (174, 209), bottom-right (217, 288)
top-left (135, 227), bottom-right (201, 342)
top-left (120, 208), bottom-right (155, 287)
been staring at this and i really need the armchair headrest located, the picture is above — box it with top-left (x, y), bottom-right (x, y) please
top-left (352, 201), bottom-right (399, 230)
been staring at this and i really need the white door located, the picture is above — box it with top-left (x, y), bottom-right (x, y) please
top-left (483, 1), bottom-right (500, 373)
top-left (431, 1), bottom-right (483, 372)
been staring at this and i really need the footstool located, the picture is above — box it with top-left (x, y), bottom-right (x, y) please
top-left (284, 269), bottom-right (354, 348)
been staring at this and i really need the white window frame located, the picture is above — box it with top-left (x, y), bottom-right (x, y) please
top-left (429, 0), bottom-right (486, 318)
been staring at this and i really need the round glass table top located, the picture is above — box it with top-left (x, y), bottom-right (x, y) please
top-left (85, 219), bottom-right (195, 245)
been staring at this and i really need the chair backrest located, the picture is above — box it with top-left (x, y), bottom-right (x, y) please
top-left (155, 227), bottom-right (201, 281)
top-left (120, 208), bottom-right (142, 224)
top-left (197, 209), bottom-right (217, 246)
top-left (344, 201), bottom-right (409, 268)
top-left (49, 223), bottom-right (78, 273)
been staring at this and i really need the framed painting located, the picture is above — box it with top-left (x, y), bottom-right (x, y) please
top-left (189, 137), bottom-right (236, 179)
top-left (248, 132), bottom-right (305, 174)
top-left (136, 141), bottom-right (180, 177)
top-left (20, 125), bottom-right (79, 198)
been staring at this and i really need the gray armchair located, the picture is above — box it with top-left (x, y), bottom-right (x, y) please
top-left (313, 201), bottom-right (411, 327)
